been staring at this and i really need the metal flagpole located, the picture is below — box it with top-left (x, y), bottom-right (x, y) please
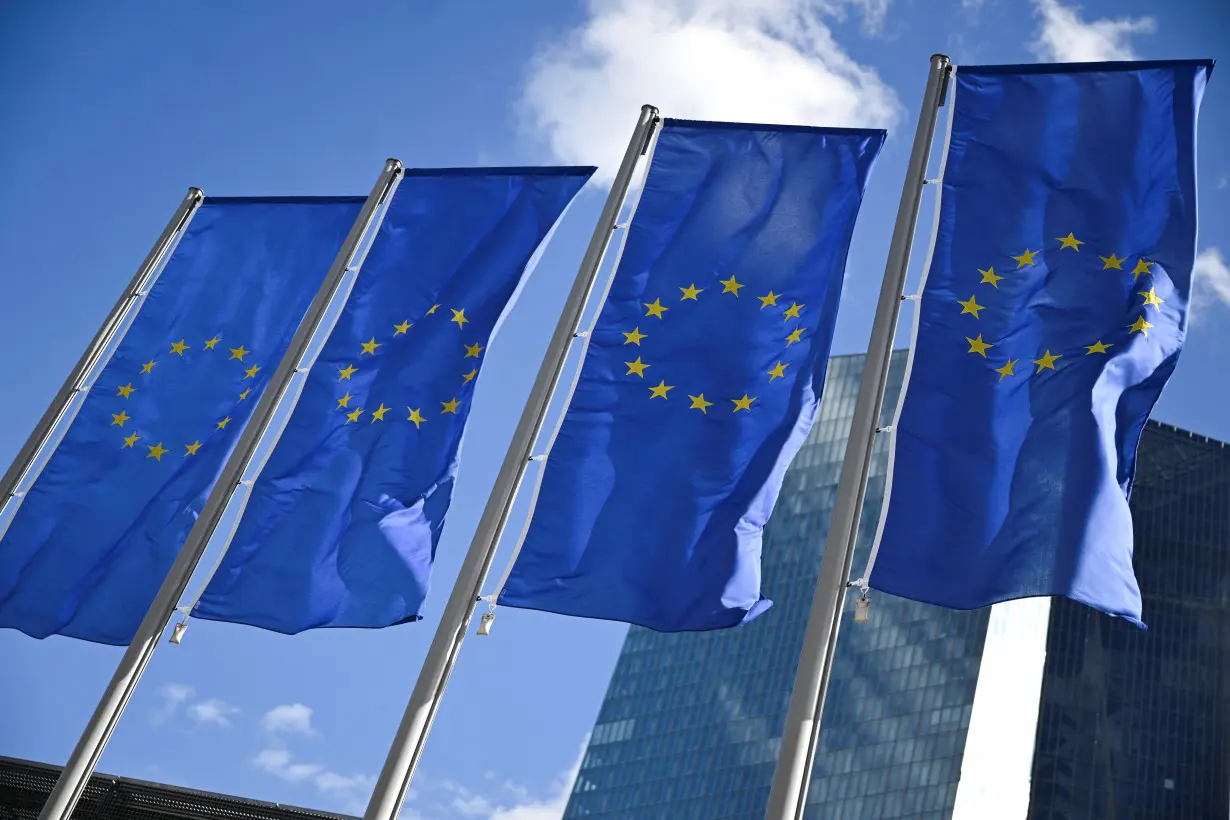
top-left (362, 104), bottom-right (660, 820)
top-left (37, 159), bottom-right (405, 820)
top-left (0, 187), bottom-right (205, 524)
top-left (763, 54), bottom-right (951, 820)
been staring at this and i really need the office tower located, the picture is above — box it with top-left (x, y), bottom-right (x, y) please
top-left (564, 351), bottom-right (1230, 820)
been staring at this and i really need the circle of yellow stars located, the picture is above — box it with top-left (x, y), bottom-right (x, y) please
top-left (332, 303), bottom-right (480, 428)
top-left (956, 233), bottom-right (1163, 382)
top-left (620, 274), bottom-right (806, 414)
top-left (114, 334), bottom-right (263, 461)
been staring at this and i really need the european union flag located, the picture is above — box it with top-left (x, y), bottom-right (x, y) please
top-left (869, 61), bottom-right (1213, 628)
top-left (192, 167), bottom-right (593, 633)
top-left (0, 197), bottom-right (365, 644)
top-left (498, 121), bottom-right (885, 632)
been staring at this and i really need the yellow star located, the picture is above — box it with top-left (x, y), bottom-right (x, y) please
top-left (360, 338), bottom-right (381, 356)
top-left (957, 295), bottom-right (985, 318)
top-left (394, 320), bottom-right (412, 335)
top-left (1131, 259), bottom-right (1154, 280)
top-left (244, 364), bottom-right (260, 379)
top-left (217, 416), bottom-right (232, 430)
top-left (116, 383), bottom-right (135, 399)
top-left (1139, 286), bottom-right (1165, 309)
top-left (732, 394), bottom-right (755, 412)
top-left (688, 393), bottom-right (713, 414)
top-left (648, 380), bottom-right (674, 400)
top-left (1057, 233), bottom-right (1083, 251)
top-left (622, 327), bottom-right (647, 346)
top-left (464, 343), bottom-right (485, 359)
top-left (767, 362), bottom-right (788, 381)
top-left (719, 275), bottom-right (743, 296)
top-left (966, 334), bottom-right (993, 357)
top-left (204, 336), bottom-right (221, 350)
top-left (338, 364), bottom-right (357, 381)
top-left (229, 345), bottom-right (249, 361)
top-left (122, 432), bottom-right (140, 448)
top-left (337, 392), bottom-right (353, 409)
top-left (644, 298), bottom-right (668, 319)
top-left (371, 403), bottom-right (390, 422)
top-left (426, 304), bottom-right (440, 315)
top-left (184, 441), bottom-right (202, 456)
top-left (625, 357), bottom-right (649, 377)
top-left (170, 339), bottom-right (190, 356)
top-left (1033, 350), bottom-right (1062, 373)
top-left (141, 360), bottom-right (157, 374)
top-left (758, 291), bottom-right (780, 309)
top-left (239, 388), bottom-right (251, 400)
top-left (450, 308), bottom-right (469, 329)
top-left (785, 328), bottom-right (804, 347)
top-left (146, 442), bottom-right (169, 461)
top-left (1012, 249), bottom-right (1038, 268)
top-left (1086, 340), bottom-right (1113, 355)
top-left (783, 303), bottom-right (804, 320)
top-left (1129, 315), bottom-right (1153, 335)
top-left (1100, 253), bottom-right (1126, 270)
top-left (407, 408), bottom-right (426, 428)
top-left (346, 407), bottom-right (364, 423)
top-left (462, 368), bottom-right (478, 383)
top-left (111, 410), bottom-right (131, 427)
top-left (994, 359), bottom-right (1018, 381)
top-left (979, 267), bottom-right (1003, 288)
top-left (441, 398), bottom-right (461, 414)
top-left (679, 283), bottom-right (703, 301)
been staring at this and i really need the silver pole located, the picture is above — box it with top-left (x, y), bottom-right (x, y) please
top-left (37, 159), bottom-right (405, 820)
top-left (362, 105), bottom-right (660, 820)
top-left (763, 55), bottom-right (951, 820)
top-left (0, 188), bottom-right (204, 516)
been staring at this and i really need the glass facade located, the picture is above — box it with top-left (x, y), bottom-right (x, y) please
top-left (564, 352), bottom-right (992, 819)
top-left (1028, 422), bottom-right (1230, 820)
top-left (564, 354), bottom-right (1230, 820)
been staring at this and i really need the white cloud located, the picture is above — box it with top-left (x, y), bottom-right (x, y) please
top-left (1030, 0), bottom-right (1156, 62)
top-left (438, 738), bottom-right (587, 820)
top-left (253, 748), bottom-right (375, 814)
top-left (152, 683), bottom-right (195, 725)
top-left (1192, 247), bottom-right (1230, 321)
top-left (187, 698), bottom-right (240, 729)
top-left (261, 703), bottom-right (315, 736)
top-left (519, 0), bottom-right (900, 186)
top-left (1218, 174), bottom-right (1229, 191)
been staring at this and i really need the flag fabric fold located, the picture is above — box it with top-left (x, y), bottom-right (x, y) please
top-left (0, 197), bottom-right (365, 644)
top-left (498, 120), bottom-right (886, 632)
top-left (192, 167), bottom-right (594, 633)
top-left (869, 60), bottom-right (1213, 627)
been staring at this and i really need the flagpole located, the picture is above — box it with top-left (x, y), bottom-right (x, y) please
top-left (37, 159), bottom-right (405, 820)
top-left (0, 187), bottom-right (204, 526)
top-left (763, 54), bottom-right (951, 820)
top-left (362, 104), bottom-right (660, 820)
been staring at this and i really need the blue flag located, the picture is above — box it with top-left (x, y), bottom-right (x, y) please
top-left (192, 167), bottom-right (593, 633)
top-left (0, 197), bottom-right (365, 644)
top-left (869, 61), bottom-right (1213, 628)
top-left (498, 120), bottom-right (885, 632)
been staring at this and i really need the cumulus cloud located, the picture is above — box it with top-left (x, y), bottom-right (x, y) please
top-left (1030, 0), bottom-right (1156, 62)
top-left (187, 698), bottom-right (240, 729)
top-left (1192, 247), bottom-right (1230, 322)
top-left (151, 683), bottom-right (196, 725)
top-left (435, 738), bottom-right (587, 820)
top-left (519, 0), bottom-right (900, 185)
top-left (261, 703), bottom-right (315, 736)
top-left (253, 748), bottom-right (376, 814)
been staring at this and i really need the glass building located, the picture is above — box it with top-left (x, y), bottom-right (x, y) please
top-left (563, 351), bottom-right (1230, 820)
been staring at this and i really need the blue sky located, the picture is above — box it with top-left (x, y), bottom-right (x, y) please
top-left (1, 1), bottom-right (1226, 818)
